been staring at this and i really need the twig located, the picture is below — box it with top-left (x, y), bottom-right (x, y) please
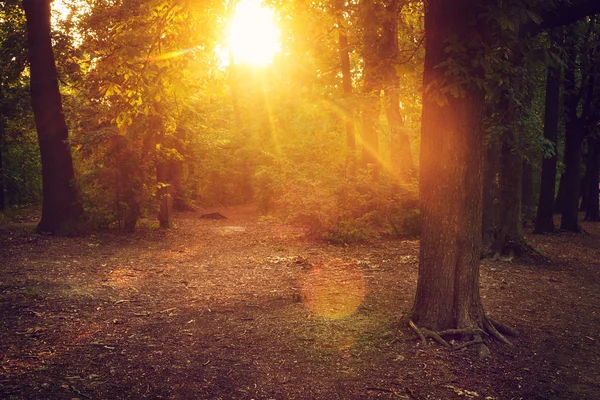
top-left (366, 386), bottom-right (393, 393)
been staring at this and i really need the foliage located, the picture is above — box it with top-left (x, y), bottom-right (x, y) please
top-left (0, 1), bottom-right (40, 208)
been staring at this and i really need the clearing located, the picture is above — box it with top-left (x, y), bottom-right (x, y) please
top-left (1, 205), bottom-right (599, 399)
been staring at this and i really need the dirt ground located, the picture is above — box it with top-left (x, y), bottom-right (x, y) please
top-left (1, 205), bottom-right (599, 400)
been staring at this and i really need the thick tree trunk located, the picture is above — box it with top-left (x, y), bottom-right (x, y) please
top-left (412, 0), bottom-right (489, 333)
top-left (23, 0), bottom-right (82, 235)
top-left (584, 135), bottom-right (600, 221)
top-left (534, 62), bottom-right (561, 233)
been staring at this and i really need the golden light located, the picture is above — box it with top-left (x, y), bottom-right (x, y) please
top-left (228, 0), bottom-right (280, 66)
top-left (300, 262), bottom-right (365, 319)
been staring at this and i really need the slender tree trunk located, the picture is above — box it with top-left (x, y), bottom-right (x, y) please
top-left (584, 135), bottom-right (600, 221)
top-left (0, 118), bottom-right (5, 211)
top-left (522, 160), bottom-right (534, 225)
top-left (360, 0), bottom-right (380, 177)
top-left (534, 62), bottom-right (561, 233)
top-left (412, 0), bottom-right (490, 335)
top-left (491, 125), bottom-right (523, 256)
top-left (560, 119), bottom-right (583, 231)
top-left (381, 0), bottom-right (415, 181)
top-left (482, 138), bottom-right (499, 248)
top-left (581, 147), bottom-right (589, 211)
top-left (335, 0), bottom-right (356, 177)
top-left (554, 172), bottom-right (567, 214)
top-left (23, 0), bottom-right (82, 235)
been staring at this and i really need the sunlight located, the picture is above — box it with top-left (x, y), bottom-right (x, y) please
top-left (228, 0), bottom-right (280, 66)
top-left (51, 0), bottom-right (70, 25)
top-left (300, 262), bottom-right (365, 319)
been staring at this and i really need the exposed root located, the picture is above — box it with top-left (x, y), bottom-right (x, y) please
top-left (488, 318), bottom-right (519, 337)
top-left (409, 320), bottom-right (451, 348)
top-left (408, 317), bottom-right (518, 352)
top-left (483, 317), bottom-right (512, 345)
top-left (452, 335), bottom-right (483, 350)
top-left (421, 328), bottom-right (451, 348)
top-left (437, 327), bottom-right (487, 338)
top-left (409, 320), bottom-right (427, 347)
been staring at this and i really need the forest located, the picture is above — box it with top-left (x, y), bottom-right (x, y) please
top-left (1, 0), bottom-right (600, 398)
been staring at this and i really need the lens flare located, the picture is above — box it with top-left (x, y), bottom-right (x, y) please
top-left (300, 262), bottom-right (365, 319)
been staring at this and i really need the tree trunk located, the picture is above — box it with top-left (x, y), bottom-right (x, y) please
top-left (23, 0), bottom-right (82, 235)
top-left (360, 0), bottom-right (380, 177)
top-left (554, 172), bottom-right (567, 214)
top-left (581, 147), bottom-right (589, 212)
top-left (412, 0), bottom-right (489, 333)
top-left (381, 0), bottom-right (414, 181)
top-left (335, 0), bottom-right (356, 177)
top-left (534, 61), bottom-right (561, 233)
top-left (584, 135), bottom-right (600, 221)
top-left (0, 118), bottom-right (5, 211)
top-left (560, 119), bottom-right (583, 231)
top-left (491, 125), bottom-right (523, 256)
top-left (482, 139), bottom-right (499, 248)
top-left (521, 159), bottom-right (534, 225)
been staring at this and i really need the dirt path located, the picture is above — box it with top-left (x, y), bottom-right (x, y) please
top-left (1, 206), bottom-right (599, 399)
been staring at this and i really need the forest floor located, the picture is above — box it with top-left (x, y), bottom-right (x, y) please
top-left (1, 205), bottom-right (599, 400)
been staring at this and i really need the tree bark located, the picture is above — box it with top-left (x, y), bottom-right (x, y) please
top-left (412, 0), bottom-right (488, 332)
top-left (534, 60), bottom-right (561, 233)
top-left (23, 0), bottom-right (82, 235)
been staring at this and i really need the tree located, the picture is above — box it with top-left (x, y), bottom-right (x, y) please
top-left (584, 134), bottom-right (600, 221)
top-left (359, 0), bottom-right (416, 179)
top-left (559, 19), bottom-right (598, 231)
top-left (23, 0), bottom-right (82, 234)
top-left (534, 33), bottom-right (562, 234)
top-left (411, 0), bottom-right (510, 348)
top-left (411, 0), bottom-right (600, 346)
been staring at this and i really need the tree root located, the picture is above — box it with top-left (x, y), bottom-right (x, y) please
top-left (483, 317), bottom-right (512, 345)
top-left (408, 317), bottom-right (518, 353)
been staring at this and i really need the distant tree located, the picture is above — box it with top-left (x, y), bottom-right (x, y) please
top-left (22, 0), bottom-right (82, 234)
top-left (583, 134), bottom-right (600, 221)
top-left (534, 32), bottom-right (562, 234)
top-left (559, 19), bottom-right (598, 231)
top-left (360, 0), bottom-right (416, 180)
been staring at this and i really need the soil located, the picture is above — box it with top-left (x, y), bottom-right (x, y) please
top-left (1, 205), bottom-right (599, 400)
